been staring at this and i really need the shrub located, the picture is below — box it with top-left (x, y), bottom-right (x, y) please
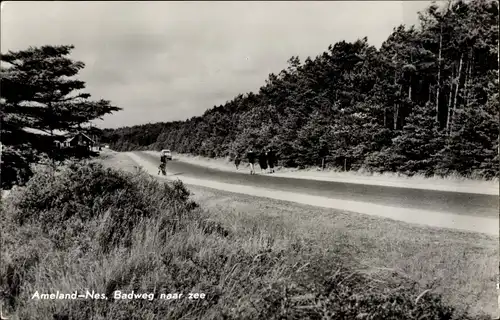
top-left (0, 145), bottom-right (36, 189)
top-left (7, 161), bottom-right (201, 249)
top-left (1, 161), bottom-right (228, 310)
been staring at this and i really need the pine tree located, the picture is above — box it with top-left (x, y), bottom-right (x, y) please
top-left (1, 45), bottom-right (121, 187)
top-left (391, 102), bottom-right (445, 176)
top-left (294, 110), bottom-right (330, 168)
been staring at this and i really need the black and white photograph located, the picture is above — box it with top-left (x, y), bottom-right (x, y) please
top-left (1, 1), bottom-right (499, 319)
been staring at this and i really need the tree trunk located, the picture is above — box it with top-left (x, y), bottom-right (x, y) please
top-left (436, 28), bottom-right (443, 123)
top-left (394, 104), bottom-right (398, 130)
top-left (384, 109), bottom-right (387, 128)
top-left (453, 54), bottom-right (463, 110)
top-left (446, 91), bottom-right (453, 133)
top-left (428, 83), bottom-right (432, 103)
top-left (446, 66), bottom-right (455, 133)
top-left (464, 57), bottom-right (471, 107)
top-left (463, 63), bottom-right (469, 108)
top-left (394, 70), bottom-right (399, 130)
top-left (449, 54), bottom-right (464, 135)
top-left (47, 101), bottom-right (57, 170)
top-left (408, 76), bottom-right (412, 101)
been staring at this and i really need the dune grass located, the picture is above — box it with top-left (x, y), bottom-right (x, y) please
top-left (0, 153), bottom-right (496, 319)
top-left (188, 187), bottom-right (498, 316)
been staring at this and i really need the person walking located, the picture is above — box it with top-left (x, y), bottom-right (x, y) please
top-left (158, 162), bottom-right (167, 176)
top-left (267, 148), bottom-right (276, 173)
top-left (247, 149), bottom-right (256, 174)
top-left (234, 154), bottom-right (241, 170)
top-left (159, 151), bottom-right (168, 176)
top-left (258, 150), bottom-right (268, 173)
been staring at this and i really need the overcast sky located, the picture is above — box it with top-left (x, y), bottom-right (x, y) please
top-left (2, 1), bottom-right (433, 129)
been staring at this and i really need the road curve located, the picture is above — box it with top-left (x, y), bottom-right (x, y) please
top-left (137, 151), bottom-right (498, 219)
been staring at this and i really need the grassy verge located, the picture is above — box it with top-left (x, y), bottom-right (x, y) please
top-left (0, 152), bottom-right (496, 319)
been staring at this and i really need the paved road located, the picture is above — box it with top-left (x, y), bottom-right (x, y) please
top-left (138, 152), bottom-right (498, 218)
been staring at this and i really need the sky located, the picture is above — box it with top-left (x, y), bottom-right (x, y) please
top-left (1, 1), bottom-right (434, 129)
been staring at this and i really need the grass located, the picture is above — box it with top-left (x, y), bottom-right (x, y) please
top-left (179, 185), bottom-right (499, 316)
top-left (0, 152), bottom-right (497, 319)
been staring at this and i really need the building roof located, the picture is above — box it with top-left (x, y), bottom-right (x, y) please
top-left (22, 128), bottom-right (96, 145)
top-left (22, 128), bottom-right (68, 136)
top-left (65, 132), bottom-right (95, 144)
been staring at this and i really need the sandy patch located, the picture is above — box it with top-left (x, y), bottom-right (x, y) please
top-left (144, 151), bottom-right (499, 195)
top-left (128, 152), bottom-right (498, 236)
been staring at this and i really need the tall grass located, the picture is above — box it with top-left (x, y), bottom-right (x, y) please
top-left (0, 161), bottom-right (492, 319)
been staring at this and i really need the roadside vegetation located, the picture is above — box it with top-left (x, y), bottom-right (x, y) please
top-left (0, 159), bottom-right (494, 319)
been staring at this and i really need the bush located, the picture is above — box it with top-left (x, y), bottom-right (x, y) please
top-left (363, 148), bottom-right (403, 173)
top-left (0, 145), bottom-right (36, 189)
top-left (9, 162), bottom-right (201, 247)
top-left (1, 161), bottom-right (225, 309)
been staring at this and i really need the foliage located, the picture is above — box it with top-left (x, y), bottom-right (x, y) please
top-left (0, 162), bottom-right (207, 307)
top-left (6, 162), bottom-right (199, 250)
top-left (1, 45), bottom-right (121, 188)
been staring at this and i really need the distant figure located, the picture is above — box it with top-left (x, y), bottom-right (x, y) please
top-left (258, 150), bottom-right (268, 173)
top-left (247, 149), bottom-right (256, 174)
top-left (159, 152), bottom-right (168, 175)
top-left (158, 162), bottom-right (167, 176)
top-left (267, 148), bottom-right (276, 173)
top-left (234, 154), bottom-right (241, 170)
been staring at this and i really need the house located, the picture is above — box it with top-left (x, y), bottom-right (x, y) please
top-left (22, 127), bottom-right (68, 149)
top-left (21, 127), bottom-right (99, 152)
top-left (62, 132), bottom-right (95, 151)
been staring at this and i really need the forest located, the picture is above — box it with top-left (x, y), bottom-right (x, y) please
top-left (102, 0), bottom-right (499, 178)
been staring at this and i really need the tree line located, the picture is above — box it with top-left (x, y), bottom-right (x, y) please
top-left (103, 0), bottom-right (497, 178)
